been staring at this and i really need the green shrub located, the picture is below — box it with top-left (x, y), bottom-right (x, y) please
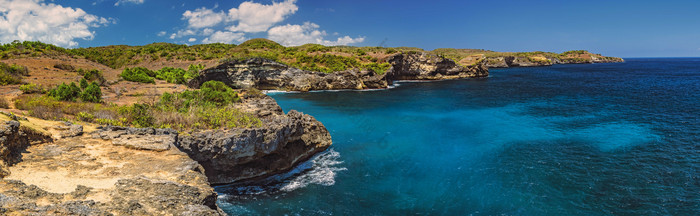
top-left (79, 78), bottom-right (88, 89)
top-left (153, 65), bottom-right (199, 84)
top-left (363, 62), bottom-right (391, 75)
top-left (0, 62), bottom-right (28, 85)
top-left (78, 69), bottom-right (106, 85)
top-left (19, 83), bottom-right (44, 94)
top-left (120, 67), bottom-right (155, 83)
top-left (129, 103), bottom-right (153, 127)
top-left (200, 81), bottom-right (239, 106)
top-left (77, 112), bottom-right (95, 122)
top-left (80, 82), bottom-right (102, 103)
top-left (48, 82), bottom-right (81, 101)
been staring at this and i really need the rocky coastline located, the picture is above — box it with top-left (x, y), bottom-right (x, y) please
top-left (483, 55), bottom-right (624, 68)
top-left (189, 52), bottom-right (489, 91)
top-left (0, 51), bottom-right (624, 215)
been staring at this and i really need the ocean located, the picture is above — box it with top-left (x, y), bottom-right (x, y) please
top-left (217, 58), bottom-right (700, 215)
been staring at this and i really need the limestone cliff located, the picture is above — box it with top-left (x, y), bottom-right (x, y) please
top-left (483, 52), bottom-right (624, 68)
top-left (386, 52), bottom-right (488, 80)
top-left (188, 58), bottom-right (390, 91)
top-left (189, 53), bottom-right (489, 92)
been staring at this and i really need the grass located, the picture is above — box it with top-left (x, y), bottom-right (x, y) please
top-left (0, 62), bottom-right (29, 85)
top-left (13, 80), bottom-right (260, 131)
top-left (0, 97), bottom-right (9, 109)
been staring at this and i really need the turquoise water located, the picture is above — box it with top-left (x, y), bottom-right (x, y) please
top-left (217, 58), bottom-right (700, 215)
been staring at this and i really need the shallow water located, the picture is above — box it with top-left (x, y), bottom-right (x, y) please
top-left (217, 58), bottom-right (700, 215)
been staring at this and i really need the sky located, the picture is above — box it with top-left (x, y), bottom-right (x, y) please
top-left (1, 0), bottom-right (700, 57)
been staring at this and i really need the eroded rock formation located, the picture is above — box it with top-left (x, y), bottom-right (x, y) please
top-left (176, 96), bottom-right (332, 184)
top-left (189, 58), bottom-right (391, 91)
top-left (386, 52), bottom-right (488, 80)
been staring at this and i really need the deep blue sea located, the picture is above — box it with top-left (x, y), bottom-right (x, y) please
top-left (217, 58), bottom-right (700, 215)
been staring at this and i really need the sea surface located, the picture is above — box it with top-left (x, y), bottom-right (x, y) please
top-left (217, 58), bottom-right (700, 215)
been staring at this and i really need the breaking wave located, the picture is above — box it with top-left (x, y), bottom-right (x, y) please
top-left (217, 149), bottom-right (346, 198)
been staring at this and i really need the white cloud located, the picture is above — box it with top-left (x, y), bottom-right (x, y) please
top-left (174, 0), bottom-right (363, 46)
top-left (114, 0), bottom-right (143, 6)
top-left (177, 0), bottom-right (297, 36)
top-left (226, 0), bottom-right (298, 33)
top-left (157, 31), bottom-right (166, 36)
top-left (0, 0), bottom-right (111, 47)
top-left (202, 31), bottom-right (246, 44)
top-left (182, 7), bottom-right (225, 29)
top-left (188, 38), bottom-right (197, 42)
top-left (268, 22), bottom-right (365, 46)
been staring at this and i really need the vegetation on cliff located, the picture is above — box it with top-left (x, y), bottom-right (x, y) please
top-left (13, 80), bottom-right (259, 131)
top-left (120, 64), bottom-right (202, 84)
top-left (1, 40), bottom-right (621, 75)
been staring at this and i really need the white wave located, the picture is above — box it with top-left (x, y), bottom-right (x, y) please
top-left (218, 149), bottom-right (346, 196)
top-left (280, 149), bottom-right (347, 191)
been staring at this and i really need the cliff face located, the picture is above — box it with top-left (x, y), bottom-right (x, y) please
top-left (176, 95), bottom-right (332, 184)
top-left (386, 52), bottom-right (488, 80)
top-left (189, 53), bottom-right (489, 92)
top-left (188, 58), bottom-right (390, 91)
top-left (0, 121), bottom-right (28, 178)
top-left (483, 53), bottom-right (624, 68)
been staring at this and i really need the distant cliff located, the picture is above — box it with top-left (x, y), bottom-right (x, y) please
top-left (444, 50), bottom-right (625, 68)
top-left (189, 52), bottom-right (489, 91)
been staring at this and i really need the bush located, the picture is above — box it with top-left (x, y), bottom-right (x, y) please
top-left (120, 67), bottom-right (155, 83)
top-left (79, 78), bottom-right (88, 89)
top-left (363, 62), bottom-right (391, 75)
top-left (78, 69), bottom-right (106, 85)
top-left (129, 103), bottom-right (153, 127)
top-left (48, 82), bottom-right (81, 101)
top-left (80, 82), bottom-right (102, 103)
top-left (19, 83), bottom-right (44, 94)
top-left (200, 81), bottom-right (239, 106)
top-left (0, 62), bottom-right (28, 85)
top-left (153, 66), bottom-right (199, 84)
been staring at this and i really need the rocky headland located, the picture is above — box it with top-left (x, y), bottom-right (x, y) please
top-left (189, 52), bottom-right (489, 91)
top-left (0, 42), bottom-right (624, 215)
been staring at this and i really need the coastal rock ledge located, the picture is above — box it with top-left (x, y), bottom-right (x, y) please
top-left (177, 96), bottom-right (332, 184)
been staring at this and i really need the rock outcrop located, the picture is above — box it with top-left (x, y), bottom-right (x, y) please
top-left (176, 96), bottom-right (332, 184)
top-left (188, 58), bottom-right (390, 91)
top-left (0, 121), bottom-right (28, 178)
top-left (385, 52), bottom-right (488, 80)
top-left (0, 121), bottom-right (225, 215)
top-left (483, 54), bottom-right (624, 68)
top-left (189, 53), bottom-right (489, 92)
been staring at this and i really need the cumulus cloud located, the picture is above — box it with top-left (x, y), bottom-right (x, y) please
top-left (174, 0), bottom-right (362, 46)
top-left (202, 31), bottom-right (246, 44)
top-left (157, 31), bottom-right (166, 36)
top-left (0, 0), bottom-right (111, 47)
top-left (268, 22), bottom-right (365, 46)
top-left (226, 0), bottom-right (298, 33)
top-left (114, 0), bottom-right (144, 6)
top-left (182, 7), bottom-right (226, 29)
top-left (173, 0), bottom-right (297, 40)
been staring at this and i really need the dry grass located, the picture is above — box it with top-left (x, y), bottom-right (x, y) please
top-left (0, 97), bottom-right (9, 109)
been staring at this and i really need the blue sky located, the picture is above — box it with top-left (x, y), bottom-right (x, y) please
top-left (1, 0), bottom-right (700, 57)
